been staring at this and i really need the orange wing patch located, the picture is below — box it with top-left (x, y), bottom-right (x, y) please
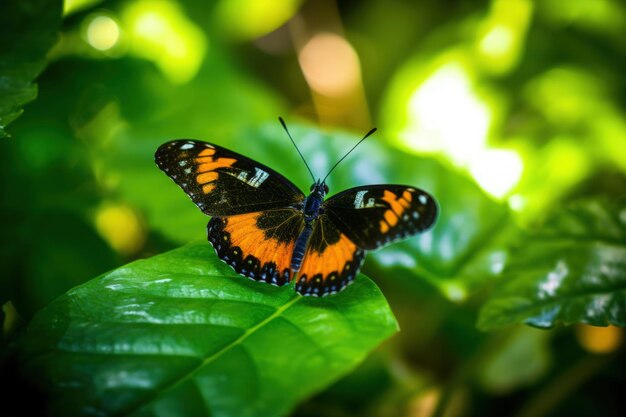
top-left (296, 233), bottom-right (365, 296)
top-left (195, 147), bottom-right (237, 194)
top-left (207, 212), bottom-right (298, 286)
top-left (379, 190), bottom-right (412, 233)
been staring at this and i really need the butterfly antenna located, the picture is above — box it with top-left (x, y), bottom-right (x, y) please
top-left (322, 127), bottom-right (377, 183)
top-left (279, 117), bottom-right (316, 183)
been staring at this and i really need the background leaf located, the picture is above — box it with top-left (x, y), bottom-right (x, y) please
top-left (0, 85), bottom-right (119, 317)
top-left (19, 241), bottom-right (398, 417)
top-left (0, 0), bottom-right (62, 137)
top-left (478, 199), bottom-right (626, 330)
top-left (477, 326), bottom-right (552, 394)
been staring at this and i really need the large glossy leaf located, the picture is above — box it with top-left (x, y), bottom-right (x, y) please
top-left (478, 199), bottom-right (626, 330)
top-left (0, 0), bottom-right (62, 137)
top-left (19, 241), bottom-right (398, 417)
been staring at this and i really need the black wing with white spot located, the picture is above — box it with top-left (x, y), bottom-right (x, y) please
top-left (155, 140), bottom-right (305, 216)
top-left (323, 185), bottom-right (438, 250)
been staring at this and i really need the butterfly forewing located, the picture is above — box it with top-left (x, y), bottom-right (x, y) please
top-left (323, 185), bottom-right (438, 250)
top-left (155, 140), bottom-right (304, 216)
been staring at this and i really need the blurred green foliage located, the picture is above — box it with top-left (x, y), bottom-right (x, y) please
top-left (1, 0), bottom-right (625, 416)
top-left (0, 0), bottom-right (62, 137)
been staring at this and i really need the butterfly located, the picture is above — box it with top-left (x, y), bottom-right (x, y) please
top-left (155, 119), bottom-right (438, 296)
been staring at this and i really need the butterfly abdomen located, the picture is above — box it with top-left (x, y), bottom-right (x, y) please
top-left (291, 222), bottom-right (314, 271)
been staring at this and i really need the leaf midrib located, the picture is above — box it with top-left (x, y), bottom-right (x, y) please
top-left (117, 294), bottom-right (302, 416)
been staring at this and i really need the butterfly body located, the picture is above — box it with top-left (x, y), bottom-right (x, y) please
top-left (156, 138), bottom-right (437, 297)
top-left (291, 180), bottom-right (327, 271)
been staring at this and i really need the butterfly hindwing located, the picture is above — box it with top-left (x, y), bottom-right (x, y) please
top-left (295, 215), bottom-right (365, 296)
top-left (323, 185), bottom-right (438, 250)
top-left (208, 209), bottom-right (305, 286)
top-left (155, 140), bottom-right (304, 216)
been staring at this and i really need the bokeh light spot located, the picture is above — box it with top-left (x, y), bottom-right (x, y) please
top-left (470, 149), bottom-right (524, 198)
top-left (216, 0), bottom-right (302, 40)
top-left (298, 32), bottom-right (361, 97)
top-left (441, 281), bottom-right (468, 302)
top-left (122, 0), bottom-right (207, 84)
top-left (95, 203), bottom-right (146, 256)
top-left (403, 62), bottom-right (490, 163)
top-left (64, 0), bottom-right (103, 16)
top-left (388, 54), bottom-right (524, 199)
top-left (476, 0), bottom-right (533, 74)
top-left (86, 15), bottom-right (121, 51)
top-left (479, 24), bottom-right (514, 57)
top-left (576, 325), bottom-right (623, 354)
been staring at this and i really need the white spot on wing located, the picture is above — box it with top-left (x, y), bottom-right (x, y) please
top-left (354, 190), bottom-right (367, 208)
top-left (179, 160), bottom-right (187, 167)
top-left (180, 143), bottom-right (194, 150)
top-left (418, 194), bottom-right (428, 205)
top-left (248, 167), bottom-right (269, 187)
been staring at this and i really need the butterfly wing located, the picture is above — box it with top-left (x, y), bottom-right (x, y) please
top-left (208, 209), bottom-right (305, 286)
top-left (155, 140), bottom-right (305, 216)
top-left (295, 216), bottom-right (365, 296)
top-left (323, 185), bottom-right (438, 250)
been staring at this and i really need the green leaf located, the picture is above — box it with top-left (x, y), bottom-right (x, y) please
top-left (477, 326), bottom-right (551, 393)
top-left (19, 241), bottom-right (398, 416)
top-left (478, 199), bottom-right (626, 330)
top-left (0, 0), bottom-right (63, 137)
top-left (0, 108), bottom-right (119, 317)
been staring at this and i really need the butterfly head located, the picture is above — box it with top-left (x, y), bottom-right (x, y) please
top-left (310, 179), bottom-right (329, 198)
